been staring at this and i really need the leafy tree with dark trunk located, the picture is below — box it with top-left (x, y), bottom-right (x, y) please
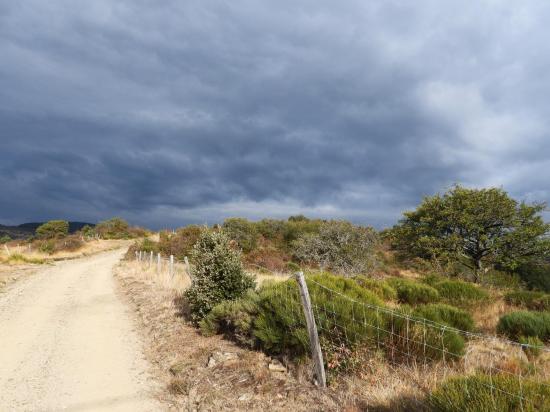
top-left (390, 186), bottom-right (550, 282)
top-left (36, 220), bottom-right (69, 239)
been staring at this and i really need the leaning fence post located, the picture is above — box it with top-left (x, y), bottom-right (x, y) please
top-left (157, 253), bottom-right (161, 274)
top-left (295, 271), bottom-right (326, 388)
top-left (170, 255), bottom-right (174, 277)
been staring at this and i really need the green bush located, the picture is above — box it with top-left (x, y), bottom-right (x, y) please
top-left (482, 269), bottom-right (523, 290)
top-left (354, 276), bottom-right (397, 301)
top-left (505, 291), bottom-right (550, 311)
top-left (516, 262), bottom-right (550, 293)
top-left (184, 229), bottom-right (255, 323)
top-left (0, 235), bottom-right (11, 244)
top-left (432, 279), bottom-right (489, 307)
top-left (199, 290), bottom-right (260, 347)
top-left (428, 374), bottom-right (550, 411)
top-left (36, 220), bottom-right (69, 239)
top-left (253, 273), bottom-right (385, 358)
top-left (387, 305), bottom-right (466, 362)
top-left (38, 239), bottom-right (56, 254)
top-left (413, 303), bottom-right (475, 332)
top-left (497, 311), bottom-right (550, 341)
top-left (386, 278), bottom-right (440, 305)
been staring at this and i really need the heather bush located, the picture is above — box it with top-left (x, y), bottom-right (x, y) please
top-left (516, 262), bottom-right (550, 293)
top-left (95, 217), bottom-right (130, 239)
top-left (387, 305), bottom-right (466, 362)
top-left (413, 303), bottom-right (475, 332)
top-left (428, 374), bottom-right (550, 411)
top-left (184, 229), bottom-right (255, 323)
top-left (354, 276), bottom-right (397, 301)
top-left (431, 279), bottom-right (489, 307)
top-left (497, 311), bottom-right (550, 341)
top-left (386, 278), bottom-right (440, 305)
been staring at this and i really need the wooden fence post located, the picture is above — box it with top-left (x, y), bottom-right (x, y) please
top-left (170, 255), bottom-right (174, 277)
top-left (149, 251), bottom-right (153, 267)
top-left (139, 251), bottom-right (142, 261)
top-left (295, 271), bottom-right (326, 388)
top-left (157, 253), bottom-right (161, 274)
top-left (135, 251), bottom-right (138, 261)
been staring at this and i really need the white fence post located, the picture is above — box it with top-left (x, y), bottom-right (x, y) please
top-left (149, 251), bottom-right (153, 267)
top-left (170, 255), bottom-right (174, 277)
top-left (139, 251), bottom-right (142, 261)
top-left (184, 256), bottom-right (190, 275)
top-left (295, 271), bottom-right (326, 388)
top-left (157, 253), bottom-right (161, 274)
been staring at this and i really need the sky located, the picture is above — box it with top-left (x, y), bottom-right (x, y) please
top-left (1, 1), bottom-right (549, 229)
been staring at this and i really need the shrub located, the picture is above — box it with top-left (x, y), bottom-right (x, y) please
top-left (36, 220), bottom-right (69, 239)
top-left (222, 218), bottom-right (259, 253)
top-left (482, 269), bottom-right (523, 289)
top-left (505, 291), bottom-right (550, 311)
top-left (184, 229), bottom-right (255, 323)
top-left (354, 276), bottom-right (398, 301)
top-left (413, 303), bottom-right (475, 332)
top-left (497, 311), bottom-right (550, 341)
top-left (431, 279), bottom-right (489, 307)
top-left (387, 305), bottom-right (466, 362)
top-left (386, 278), bottom-right (440, 305)
top-left (158, 226), bottom-right (202, 260)
top-left (200, 290), bottom-right (260, 347)
top-left (0, 235), bottom-right (11, 244)
top-left (428, 374), bottom-right (550, 411)
top-left (253, 273), bottom-right (385, 359)
top-left (38, 240), bottom-right (56, 254)
top-left (293, 220), bottom-right (379, 276)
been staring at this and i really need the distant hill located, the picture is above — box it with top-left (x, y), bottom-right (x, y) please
top-left (0, 221), bottom-right (95, 240)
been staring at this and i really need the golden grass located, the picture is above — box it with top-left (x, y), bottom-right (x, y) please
top-left (119, 259), bottom-right (191, 293)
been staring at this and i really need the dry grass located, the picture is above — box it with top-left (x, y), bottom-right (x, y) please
top-left (0, 239), bottom-right (131, 264)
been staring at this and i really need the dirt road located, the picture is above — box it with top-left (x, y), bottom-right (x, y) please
top-left (0, 250), bottom-right (162, 411)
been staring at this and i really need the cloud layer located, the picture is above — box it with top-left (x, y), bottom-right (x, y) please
top-left (1, 1), bottom-right (549, 228)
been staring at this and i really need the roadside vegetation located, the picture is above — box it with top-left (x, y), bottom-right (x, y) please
top-left (123, 185), bottom-right (550, 410)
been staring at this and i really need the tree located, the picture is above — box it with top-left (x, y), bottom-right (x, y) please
top-left (184, 229), bottom-right (255, 323)
top-left (222, 218), bottom-right (258, 253)
top-left (390, 186), bottom-right (550, 282)
top-left (36, 220), bottom-right (69, 239)
top-left (293, 220), bottom-right (379, 276)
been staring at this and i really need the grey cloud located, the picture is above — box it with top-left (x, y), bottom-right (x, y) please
top-left (1, 1), bottom-right (550, 228)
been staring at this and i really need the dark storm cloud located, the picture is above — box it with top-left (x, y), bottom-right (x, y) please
top-left (1, 1), bottom-right (550, 228)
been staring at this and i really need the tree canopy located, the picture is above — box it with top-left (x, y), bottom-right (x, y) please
top-left (390, 186), bottom-right (550, 282)
top-left (36, 220), bottom-right (69, 239)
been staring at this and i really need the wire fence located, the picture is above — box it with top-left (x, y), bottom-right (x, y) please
top-left (133, 252), bottom-right (550, 408)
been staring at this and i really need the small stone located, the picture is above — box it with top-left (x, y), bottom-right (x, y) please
top-left (238, 393), bottom-right (252, 401)
top-left (268, 359), bottom-right (287, 373)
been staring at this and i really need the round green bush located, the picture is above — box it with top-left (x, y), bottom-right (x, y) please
top-left (413, 303), bottom-right (475, 332)
top-left (497, 311), bottom-right (550, 341)
top-left (184, 229), bottom-right (255, 323)
top-left (386, 278), bottom-right (440, 305)
top-left (354, 276), bottom-right (398, 301)
top-left (428, 374), bottom-right (550, 411)
top-left (387, 306), bottom-right (465, 362)
top-left (432, 279), bottom-right (489, 307)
